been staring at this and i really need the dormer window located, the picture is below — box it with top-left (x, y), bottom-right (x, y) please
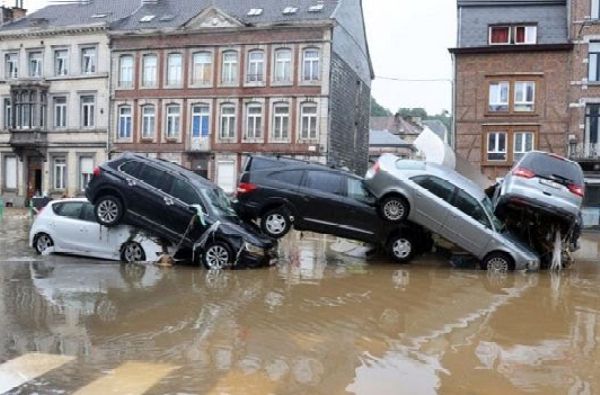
top-left (247, 8), bottom-right (263, 16)
top-left (489, 25), bottom-right (537, 45)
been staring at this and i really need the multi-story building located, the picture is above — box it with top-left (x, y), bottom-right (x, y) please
top-left (109, 0), bottom-right (373, 192)
top-left (0, 0), bottom-right (139, 206)
top-left (451, 0), bottom-right (573, 180)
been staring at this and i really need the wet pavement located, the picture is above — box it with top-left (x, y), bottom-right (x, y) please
top-left (1, 211), bottom-right (600, 394)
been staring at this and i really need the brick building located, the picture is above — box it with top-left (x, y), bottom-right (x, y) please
top-left (109, 0), bottom-right (373, 193)
top-left (451, 0), bottom-right (572, 181)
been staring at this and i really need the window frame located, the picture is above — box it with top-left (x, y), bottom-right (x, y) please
top-left (486, 131), bottom-right (508, 162)
top-left (272, 102), bottom-right (290, 142)
top-left (301, 47), bottom-right (320, 82)
top-left (191, 51), bottom-right (213, 87)
top-left (219, 103), bottom-right (237, 140)
top-left (54, 48), bottom-right (69, 77)
top-left (489, 25), bottom-right (511, 45)
top-left (513, 81), bottom-right (536, 112)
top-left (246, 49), bottom-right (265, 84)
top-left (245, 102), bottom-right (263, 141)
top-left (273, 48), bottom-right (292, 84)
top-left (79, 156), bottom-right (94, 192)
top-left (5, 52), bottom-right (18, 79)
top-left (80, 46), bottom-right (97, 75)
top-left (52, 156), bottom-right (67, 191)
top-left (482, 126), bottom-right (539, 165)
top-left (221, 50), bottom-right (239, 85)
top-left (191, 103), bottom-right (210, 138)
top-left (166, 52), bottom-right (183, 87)
top-left (514, 25), bottom-right (537, 45)
top-left (486, 78), bottom-right (539, 115)
top-left (165, 103), bottom-right (181, 139)
top-left (28, 50), bottom-right (43, 78)
top-left (299, 102), bottom-right (318, 141)
top-left (118, 54), bottom-right (134, 88)
top-left (593, 0), bottom-right (600, 20)
top-left (4, 98), bottom-right (12, 130)
top-left (117, 105), bottom-right (133, 140)
top-left (141, 53), bottom-right (158, 88)
top-left (513, 131), bottom-right (535, 162)
top-left (488, 81), bottom-right (510, 113)
top-left (80, 95), bottom-right (95, 128)
top-left (3, 155), bottom-right (18, 190)
top-left (53, 96), bottom-right (67, 129)
top-left (141, 104), bottom-right (156, 139)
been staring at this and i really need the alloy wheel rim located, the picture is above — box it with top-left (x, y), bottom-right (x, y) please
top-left (97, 200), bottom-right (119, 223)
top-left (124, 243), bottom-right (144, 263)
top-left (205, 245), bottom-right (229, 269)
top-left (393, 239), bottom-right (411, 259)
top-left (36, 235), bottom-right (52, 253)
top-left (384, 200), bottom-right (404, 221)
top-left (265, 214), bottom-right (286, 235)
top-left (487, 257), bottom-right (509, 272)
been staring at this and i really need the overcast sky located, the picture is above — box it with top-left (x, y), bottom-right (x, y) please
top-left (15, 0), bottom-right (457, 115)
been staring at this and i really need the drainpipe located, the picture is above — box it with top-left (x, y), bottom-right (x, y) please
top-left (107, 33), bottom-right (113, 159)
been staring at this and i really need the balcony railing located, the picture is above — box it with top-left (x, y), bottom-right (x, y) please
top-left (569, 143), bottom-right (600, 160)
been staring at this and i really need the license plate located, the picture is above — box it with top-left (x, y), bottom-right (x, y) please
top-left (539, 179), bottom-right (561, 189)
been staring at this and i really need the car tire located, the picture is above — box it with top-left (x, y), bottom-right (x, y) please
top-left (121, 241), bottom-right (146, 263)
top-left (34, 233), bottom-right (54, 255)
top-left (94, 195), bottom-right (124, 227)
top-left (387, 233), bottom-right (416, 264)
top-left (260, 208), bottom-right (292, 239)
top-left (202, 241), bottom-right (233, 270)
top-left (379, 195), bottom-right (410, 223)
top-left (481, 252), bottom-right (515, 272)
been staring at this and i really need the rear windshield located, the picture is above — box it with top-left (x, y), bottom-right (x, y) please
top-left (520, 153), bottom-right (584, 185)
top-left (246, 157), bottom-right (280, 171)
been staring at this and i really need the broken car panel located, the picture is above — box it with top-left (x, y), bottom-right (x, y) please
top-left (85, 153), bottom-right (275, 269)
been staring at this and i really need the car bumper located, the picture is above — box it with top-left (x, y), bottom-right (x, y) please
top-left (236, 248), bottom-right (277, 269)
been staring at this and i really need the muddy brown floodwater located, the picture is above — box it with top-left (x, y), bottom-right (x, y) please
top-left (0, 213), bottom-right (600, 394)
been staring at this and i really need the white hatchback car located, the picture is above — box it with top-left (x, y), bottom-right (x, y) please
top-left (30, 198), bottom-right (166, 263)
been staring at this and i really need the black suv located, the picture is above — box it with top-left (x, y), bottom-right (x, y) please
top-left (85, 153), bottom-right (274, 269)
top-left (235, 155), bottom-right (432, 263)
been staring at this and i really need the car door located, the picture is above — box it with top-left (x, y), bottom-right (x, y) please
top-left (129, 164), bottom-right (174, 237)
top-left (168, 177), bottom-right (207, 240)
top-left (332, 176), bottom-right (380, 242)
top-left (408, 176), bottom-right (455, 232)
top-left (51, 202), bottom-right (89, 253)
top-left (444, 189), bottom-right (495, 257)
top-left (78, 202), bottom-right (117, 258)
top-left (295, 170), bottom-right (345, 234)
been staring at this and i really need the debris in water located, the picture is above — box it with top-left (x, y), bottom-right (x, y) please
top-left (550, 230), bottom-right (562, 271)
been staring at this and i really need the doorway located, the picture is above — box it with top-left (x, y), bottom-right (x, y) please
top-left (27, 157), bottom-right (43, 199)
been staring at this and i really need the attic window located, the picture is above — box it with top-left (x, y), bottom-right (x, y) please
top-left (160, 15), bottom-right (175, 22)
top-left (308, 4), bottom-right (324, 12)
top-left (91, 13), bottom-right (107, 18)
top-left (283, 6), bottom-right (298, 15)
top-left (247, 8), bottom-right (263, 16)
top-left (140, 15), bottom-right (156, 22)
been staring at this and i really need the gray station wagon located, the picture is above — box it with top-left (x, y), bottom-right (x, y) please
top-left (364, 154), bottom-right (540, 271)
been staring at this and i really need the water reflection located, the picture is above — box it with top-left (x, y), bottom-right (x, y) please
top-left (0, 230), bottom-right (598, 394)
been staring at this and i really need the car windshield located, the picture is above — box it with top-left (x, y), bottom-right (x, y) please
top-left (481, 197), bottom-right (504, 232)
top-left (519, 153), bottom-right (584, 185)
top-left (199, 188), bottom-right (238, 218)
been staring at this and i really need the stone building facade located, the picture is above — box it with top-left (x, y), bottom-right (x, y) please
top-left (109, 0), bottom-right (373, 193)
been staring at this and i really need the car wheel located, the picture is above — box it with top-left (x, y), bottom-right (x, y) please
top-left (260, 208), bottom-right (292, 239)
top-left (95, 195), bottom-right (123, 227)
top-left (387, 233), bottom-right (416, 264)
top-left (121, 242), bottom-right (146, 263)
top-left (481, 252), bottom-right (515, 272)
top-left (34, 233), bottom-right (54, 255)
top-left (380, 195), bottom-right (409, 223)
top-left (202, 241), bottom-right (233, 270)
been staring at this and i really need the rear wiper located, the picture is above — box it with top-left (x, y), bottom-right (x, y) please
top-left (549, 174), bottom-right (573, 184)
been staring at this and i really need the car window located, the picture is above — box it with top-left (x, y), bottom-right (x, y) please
top-left (452, 189), bottom-right (491, 228)
top-left (199, 188), bottom-right (237, 217)
top-left (120, 160), bottom-right (141, 178)
top-left (53, 202), bottom-right (84, 219)
top-left (270, 170), bottom-right (304, 186)
top-left (80, 203), bottom-right (96, 222)
top-left (138, 164), bottom-right (170, 191)
top-left (347, 177), bottom-right (369, 200)
top-left (305, 171), bottom-right (344, 195)
top-left (411, 176), bottom-right (455, 202)
top-left (171, 179), bottom-right (200, 205)
top-left (519, 153), bottom-right (584, 185)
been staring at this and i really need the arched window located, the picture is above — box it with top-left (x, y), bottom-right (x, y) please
top-left (274, 48), bottom-right (292, 83)
top-left (300, 102), bottom-right (318, 140)
top-left (119, 55), bottom-right (134, 88)
top-left (219, 103), bottom-right (236, 139)
top-left (192, 52), bottom-right (212, 85)
top-left (141, 105), bottom-right (155, 138)
top-left (302, 48), bottom-right (320, 81)
top-left (166, 104), bottom-right (181, 138)
top-left (272, 102), bottom-right (289, 141)
top-left (245, 102), bottom-right (262, 139)
top-left (221, 51), bottom-right (238, 84)
top-left (246, 50), bottom-right (264, 82)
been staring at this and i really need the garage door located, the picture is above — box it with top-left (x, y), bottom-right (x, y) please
top-left (217, 161), bottom-right (236, 194)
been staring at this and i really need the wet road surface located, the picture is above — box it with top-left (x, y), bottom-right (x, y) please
top-left (1, 212), bottom-right (600, 394)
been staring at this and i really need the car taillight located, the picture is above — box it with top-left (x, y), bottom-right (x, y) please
top-left (237, 182), bottom-right (258, 195)
top-left (93, 166), bottom-right (101, 177)
top-left (512, 167), bottom-right (535, 179)
top-left (372, 162), bottom-right (380, 174)
top-left (568, 183), bottom-right (585, 197)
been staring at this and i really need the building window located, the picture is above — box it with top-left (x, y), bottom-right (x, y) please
top-left (300, 103), bottom-right (318, 140)
top-left (593, 0), bottom-right (600, 19)
top-left (167, 53), bottom-right (182, 86)
top-left (488, 81), bottom-right (509, 112)
top-left (585, 104), bottom-right (600, 153)
top-left (247, 50), bottom-right (264, 83)
top-left (221, 51), bottom-right (238, 84)
top-left (80, 157), bottom-right (94, 191)
top-left (54, 96), bottom-right (67, 129)
top-left (54, 49), bottom-right (68, 76)
top-left (489, 26), bottom-right (510, 44)
top-left (4, 156), bottom-right (17, 190)
top-left (166, 104), bottom-right (180, 138)
top-left (589, 42), bottom-right (600, 82)
top-left (5, 53), bottom-right (18, 79)
top-left (81, 95), bottom-right (95, 128)
top-left (274, 48), bottom-right (292, 83)
top-left (28, 51), bottom-right (42, 78)
top-left (142, 54), bottom-right (157, 87)
top-left (489, 25), bottom-right (536, 45)
top-left (220, 104), bottom-right (236, 139)
top-left (514, 26), bottom-right (537, 44)
top-left (191, 104), bottom-right (210, 138)
top-left (141, 105), bottom-right (155, 139)
top-left (15, 91), bottom-right (36, 129)
top-left (302, 48), bottom-right (320, 81)
top-left (119, 55), bottom-right (134, 88)
top-left (53, 157), bottom-right (67, 190)
top-left (514, 131), bottom-right (535, 162)
top-left (514, 81), bottom-right (535, 112)
top-left (4, 99), bottom-right (11, 129)
top-left (245, 103), bottom-right (262, 139)
top-left (118, 105), bottom-right (132, 139)
top-left (192, 52), bottom-right (212, 85)
top-left (487, 132), bottom-right (507, 161)
top-left (272, 103), bottom-right (289, 141)
top-left (81, 47), bottom-right (96, 74)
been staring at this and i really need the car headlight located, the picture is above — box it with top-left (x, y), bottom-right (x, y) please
top-left (244, 242), bottom-right (264, 256)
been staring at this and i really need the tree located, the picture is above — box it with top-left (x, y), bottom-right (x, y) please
top-left (370, 97), bottom-right (392, 117)
top-left (397, 108), bottom-right (428, 119)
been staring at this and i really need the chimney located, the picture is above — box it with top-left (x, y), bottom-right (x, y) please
top-left (0, 1), bottom-right (27, 25)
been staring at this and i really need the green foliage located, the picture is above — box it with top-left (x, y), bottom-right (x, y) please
top-left (370, 97), bottom-right (392, 117)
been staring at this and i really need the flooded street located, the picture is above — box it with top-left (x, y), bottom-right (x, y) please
top-left (1, 212), bottom-right (600, 394)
